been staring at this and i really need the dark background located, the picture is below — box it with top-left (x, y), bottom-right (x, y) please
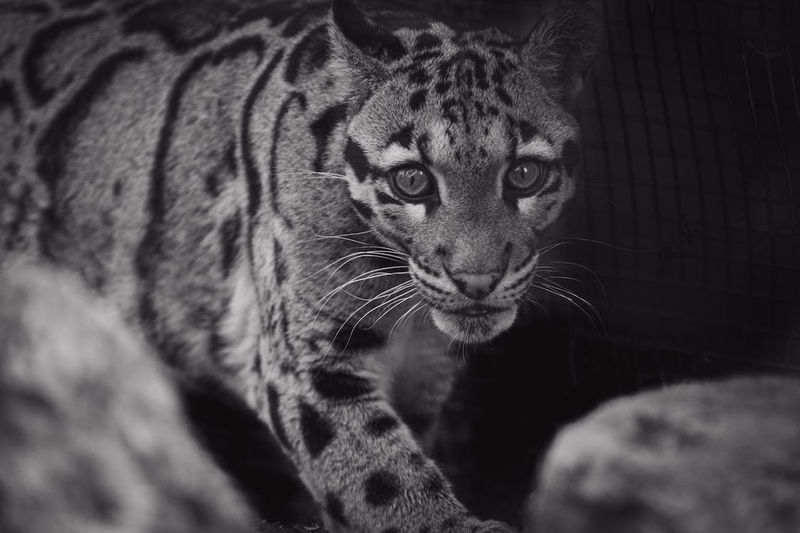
top-left (417, 0), bottom-right (800, 526)
top-left (190, 0), bottom-right (800, 529)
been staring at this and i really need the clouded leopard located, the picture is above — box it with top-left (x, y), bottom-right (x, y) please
top-left (0, 0), bottom-right (603, 531)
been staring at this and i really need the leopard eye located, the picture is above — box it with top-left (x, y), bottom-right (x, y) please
top-left (391, 166), bottom-right (435, 201)
top-left (504, 159), bottom-right (546, 195)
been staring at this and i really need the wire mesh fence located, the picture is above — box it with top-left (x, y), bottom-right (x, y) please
top-left (574, 0), bottom-right (800, 370)
top-left (386, 0), bottom-right (800, 525)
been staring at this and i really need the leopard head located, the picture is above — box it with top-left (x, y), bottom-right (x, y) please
top-left (330, 0), bottom-right (603, 343)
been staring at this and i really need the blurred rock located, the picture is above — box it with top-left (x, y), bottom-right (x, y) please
top-left (0, 264), bottom-right (254, 533)
top-left (528, 377), bottom-right (800, 533)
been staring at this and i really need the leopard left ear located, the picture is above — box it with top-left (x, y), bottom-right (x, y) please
top-left (523, 4), bottom-right (604, 107)
top-left (329, 0), bottom-right (407, 98)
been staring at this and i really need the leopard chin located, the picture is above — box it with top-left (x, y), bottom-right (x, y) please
top-left (431, 306), bottom-right (518, 344)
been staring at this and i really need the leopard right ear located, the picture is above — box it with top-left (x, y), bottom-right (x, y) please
top-left (329, 0), bottom-right (407, 97)
top-left (523, 4), bottom-right (604, 107)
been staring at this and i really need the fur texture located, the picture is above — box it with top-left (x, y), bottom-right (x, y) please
top-left (0, 1), bottom-right (602, 531)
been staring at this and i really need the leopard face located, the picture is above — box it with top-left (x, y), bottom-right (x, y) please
top-left (333, 4), bottom-right (602, 343)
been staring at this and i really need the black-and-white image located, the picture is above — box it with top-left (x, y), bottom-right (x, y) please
top-left (1, 0), bottom-right (798, 532)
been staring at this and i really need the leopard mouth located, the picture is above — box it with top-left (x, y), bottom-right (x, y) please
top-left (453, 304), bottom-right (507, 317)
top-left (430, 305), bottom-right (518, 344)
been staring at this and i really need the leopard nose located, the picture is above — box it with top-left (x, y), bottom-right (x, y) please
top-left (448, 271), bottom-right (502, 300)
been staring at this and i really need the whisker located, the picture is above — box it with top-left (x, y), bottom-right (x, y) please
top-left (304, 233), bottom-right (407, 261)
top-left (543, 236), bottom-right (659, 254)
top-left (538, 279), bottom-right (600, 317)
top-left (397, 300), bottom-right (424, 330)
top-left (305, 239), bottom-right (409, 270)
top-left (319, 256), bottom-right (407, 289)
top-left (540, 274), bottom-right (590, 289)
top-left (312, 269), bottom-right (410, 317)
top-left (523, 294), bottom-right (548, 314)
top-left (371, 286), bottom-right (418, 323)
top-left (294, 251), bottom-right (406, 286)
top-left (447, 334), bottom-right (457, 355)
top-left (297, 229), bottom-right (376, 245)
top-left (318, 262), bottom-right (407, 296)
top-left (543, 260), bottom-right (610, 313)
top-left (537, 241), bottom-right (572, 256)
top-left (389, 301), bottom-right (424, 340)
top-left (346, 280), bottom-right (414, 303)
top-left (533, 281), bottom-right (606, 335)
top-left (368, 292), bottom-right (419, 334)
top-left (293, 175), bottom-right (348, 181)
top-left (457, 339), bottom-right (467, 366)
top-left (325, 285), bottom-right (417, 355)
top-left (306, 228), bottom-right (399, 251)
top-left (276, 170), bottom-right (349, 181)
top-left (533, 282), bottom-right (592, 323)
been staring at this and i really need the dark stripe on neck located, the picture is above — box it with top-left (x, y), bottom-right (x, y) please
top-left (282, 3), bottom-right (328, 38)
top-left (22, 12), bottom-right (105, 106)
top-left (241, 48), bottom-right (284, 218)
top-left (269, 91), bottom-right (308, 228)
top-left (124, 2), bottom-right (231, 51)
top-left (310, 103), bottom-right (348, 172)
top-left (213, 35), bottom-right (266, 65)
top-left (284, 24), bottom-right (330, 85)
top-left (37, 48), bottom-right (147, 262)
top-left (230, 4), bottom-right (295, 30)
top-left (135, 51), bottom-right (213, 328)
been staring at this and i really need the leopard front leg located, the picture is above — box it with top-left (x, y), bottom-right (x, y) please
top-left (255, 319), bottom-right (514, 533)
